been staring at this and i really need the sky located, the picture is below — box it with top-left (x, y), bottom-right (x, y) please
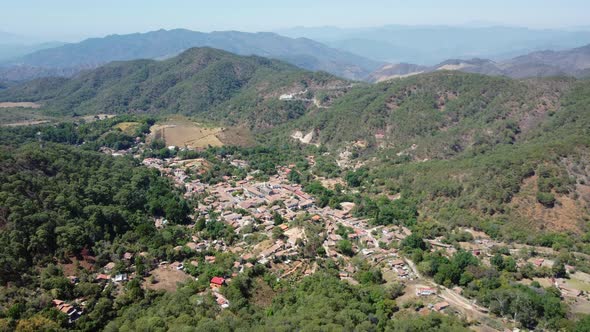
top-left (2, 0), bottom-right (590, 42)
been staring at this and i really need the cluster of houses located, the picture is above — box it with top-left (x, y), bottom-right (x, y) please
top-left (140, 152), bottom-right (590, 317)
top-left (51, 300), bottom-right (82, 323)
top-left (145, 154), bottom-right (427, 285)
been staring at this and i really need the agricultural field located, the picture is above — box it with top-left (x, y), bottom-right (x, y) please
top-left (150, 123), bottom-right (224, 148)
top-left (114, 121), bottom-right (141, 135)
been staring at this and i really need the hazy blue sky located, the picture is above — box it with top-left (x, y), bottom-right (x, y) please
top-left (2, 0), bottom-right (590, 41)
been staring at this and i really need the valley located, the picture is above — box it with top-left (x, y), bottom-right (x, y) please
top-left (0, 23), bottom-right (589, 332)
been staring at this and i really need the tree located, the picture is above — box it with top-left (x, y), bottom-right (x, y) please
top-left (503, 257), bottom-right (517, 272)
top-left (491, 253), bottom-right (504, 270)
top-left (288, 170), bottom-right (301, 184)
top-left (15, 315), bottom-right (61, 332)
top-left (272, 227), bottom-right (285, 240)
top-left (400, 234), bottom-right (427, 251)
top-left (195, 217), bottom-right (206, 231)
top-left (273, 211), bottom-right (284, 226)
top-left (337, 240), bottom-right (354, 256)
top-left (552, 260), bottom-right (567, 278)
top-left (574, 315), bottom-right (590, 332)
top-left (536, 191), bottom-right (556, 207)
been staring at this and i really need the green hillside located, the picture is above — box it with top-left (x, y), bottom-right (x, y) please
top-left (283, 72), bottom-right (574, 154)
top-left (0, 47), bottom-right (350, 127)
top-left (2, 54), bottom-right (589, 238)
top-left (273, 72), bottom-right (590, 239)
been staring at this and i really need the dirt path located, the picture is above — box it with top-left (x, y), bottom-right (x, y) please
top-left (440, 288), bottom-right (488, 314)
top-left (405, 258), bottom-right (502, 330)
top-left (405, 258), bottom-right (422, 279)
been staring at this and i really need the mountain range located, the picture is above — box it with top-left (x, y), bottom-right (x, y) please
top-left (3, 26), bottom-right (590, 85)
top-left (1, 29), bottom-right (382, 81)
top-left (276, 25), bottom-right (590, 64)
top-left (368, 44), bottom-right (590, 82)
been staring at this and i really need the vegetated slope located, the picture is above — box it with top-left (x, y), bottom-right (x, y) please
top-left (281, 71), bottom-right (590, 237)
top-left (287, 71), bottom-right (573, 156)
top-left (0, 143), bottom-right (190, 284)
top-left (365, 83), bottom-right (590, 240)
top-left (5, 29), bottom-right (382, 81)
top-left (367, 44), bottom-right (590, 82)
top-left (0, 65), bottom-right (85, 83)
top-left (0, 47), bottom-right (351, 127)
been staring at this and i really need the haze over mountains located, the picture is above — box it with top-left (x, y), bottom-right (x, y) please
top-left (277, 25), bottom-right (590, 64)
top-left (2, 25), bottom-right (590, 85)
top-left (1, 29), bottom-right (381, 81)
top-left (368, 44), bottom-right (590, 82)
top-left (0, 31), bottom-right (65, 63)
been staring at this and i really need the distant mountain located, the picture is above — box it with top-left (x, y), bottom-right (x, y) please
top-left (276, 25), bottom-right (590, 64)
top-left (0, 42), bottom-right (66, 62)
top-left (0, 65), bottom-right (83, 85)
top-left (0, 47), bottom-right (350, 127)
top-left (501, 44), bottom-right (590, 78)
top-left (367, 44), bottom-right (590, 82)
top-left (4, 29), bottom-right (382, 81)
top-left (0, 31), bottom-right (65, 62)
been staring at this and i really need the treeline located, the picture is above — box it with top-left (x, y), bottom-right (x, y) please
top-left (0, 115), bottom-right (155, 150)
top-left (104, 269), bottom-right (469, 332)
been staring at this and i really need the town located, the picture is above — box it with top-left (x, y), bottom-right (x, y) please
top-left (46, 137), bottom-right (590, 331)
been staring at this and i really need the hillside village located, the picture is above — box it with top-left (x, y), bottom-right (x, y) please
top-left (52, 138), bottom-right (587, 330)
top-left (3, 2), bottom-right (590, 330)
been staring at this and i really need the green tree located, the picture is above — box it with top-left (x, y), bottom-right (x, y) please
top-left (400, 234), bottom-right (427, 251)
top-left (552, 260), bottom-right (567, 278)
top-left (491, 253), bottom-right (504, 270)
top-left (337, 240), bottom-right (354, 256)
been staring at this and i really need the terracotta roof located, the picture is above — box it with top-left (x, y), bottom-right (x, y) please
top-left (434, 301), bottom-right (450, 311)
top-left (211, 277), bottom-right (225, 285)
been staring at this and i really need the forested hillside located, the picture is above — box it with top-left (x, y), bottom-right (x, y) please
top-left (0, 143), bottom-right (190, 284)
top-left (275, 71), bottom-right (590, 240)
top-left (1, 48), bottom-right (590, 330)
top-left (0, 47), bottom-right (351, 127)
top-left (284, 72), bottom-right (574, 152)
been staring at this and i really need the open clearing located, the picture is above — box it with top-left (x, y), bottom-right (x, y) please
top-left (3, 120), bottom-right (51, 127)
top-left (150, 120), bottom-right (224, 149)
top-left (0, 102), bottom-right (41, 109)
top-left (0, 107), bottom-right (53, 126)
top-left (511, 175), bottom-right (585, 233)
top-left (143, 266), bottom-right (192, 292)
top-left (114, 121), bottom-right (141, 135)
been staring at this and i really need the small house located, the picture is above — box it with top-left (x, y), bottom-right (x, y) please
top-left (210, 277), bottom-right (226, 289)
top-left (95, 274), bottom-right (110, 282)
top-left (416, 287), bottom-right (437, 296)
top-left (434, 301), bottom-right (450, 311)
top-left (205, 256), bottom-right (216, 264)
top-left (113, 273), bottom-right (128, 283)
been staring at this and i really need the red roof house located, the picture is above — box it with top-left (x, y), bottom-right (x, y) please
top-left (210, 277), bottom-right (226, 289)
